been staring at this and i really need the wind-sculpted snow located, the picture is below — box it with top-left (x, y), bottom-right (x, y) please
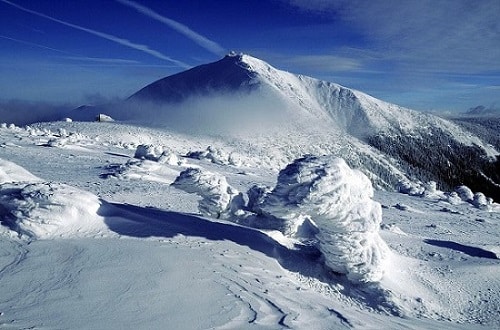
top-left (1, 121), bottom-right (500, 328)
top-left (398, 180), bottom-right (497, 210)
top-left (259, 155), bottom-right (390, 283)
top-left (172, 168), bottom-right (242, 219)
top-left (0, 159), bottom-right (107, 239)
top-left (134, 144), bottom-right (181, 165)
top-left (186, 146), bottom-right (242, 166)
top-left (0, 158), bottom-right (42, 184)
top-left (173, 155), bottom-right (391, 282)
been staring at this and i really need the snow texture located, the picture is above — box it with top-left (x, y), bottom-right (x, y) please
top-left (399, 180), bottom-right (495, 209)
top-left (0, 54), bottom-right (499, 328)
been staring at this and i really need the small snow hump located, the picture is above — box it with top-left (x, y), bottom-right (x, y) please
top-left (261, 155), bottom-right (389, 283)
top-left (171, 168), bottom-right (240, 219)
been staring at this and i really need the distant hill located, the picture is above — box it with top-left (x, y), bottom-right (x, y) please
top-left (464, 105), bottom-right (500, 117)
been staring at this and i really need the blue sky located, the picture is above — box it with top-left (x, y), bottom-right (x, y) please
top-left (1, 0), bottom-right (499, 113)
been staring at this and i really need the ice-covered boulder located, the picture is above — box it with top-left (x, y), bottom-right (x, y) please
top-left (472, 192), bottom-right (493, 210)
top-left (134, 144), bottom-right (164, 161)
top-left (95, 114), bottom-right (114, 122)
top-left (397, 180), bottom-right (425, 196)
top-left (260, 155), bottom-right (389, 283)
top-left (456, 185), bottom-right (474, 202)
top-left (445, 191), bottom-right (463, 205)
top-left (172, 168), bottom-right (241, 219)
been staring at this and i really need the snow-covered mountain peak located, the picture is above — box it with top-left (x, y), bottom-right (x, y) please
top-left (69, 54), bottom-right (499, 199)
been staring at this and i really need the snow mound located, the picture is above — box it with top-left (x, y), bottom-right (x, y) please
top-left (399, 182), bottom-right (496, 209)
top-left (0, 158), bottom-right (108, 239)
top-left (186, 146), bottom-right (242, 166)
top-left (134, 144), bottom-right (181, 165)
top-left (172, 168), bottom-right (242, 219)
top-left (397, 180), bottom-right (445, 199)
top-left (101, 158), bottom-right (182, 184)
top-left (260, 155), bottom-right (390, 283)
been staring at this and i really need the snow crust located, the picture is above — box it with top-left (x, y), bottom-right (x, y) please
top-left (0, 54), bottom-right (500, 328)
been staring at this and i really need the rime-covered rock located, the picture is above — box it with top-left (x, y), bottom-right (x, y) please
top-left (172, 168), bottom-right (239, 219)
top-left (259, 155), bottom-right (389, 283)
top-left (134, 144), bottom-right (180, 165)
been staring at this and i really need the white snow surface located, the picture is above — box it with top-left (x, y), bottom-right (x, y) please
top-left (0, 121), bottom-right (499, 329)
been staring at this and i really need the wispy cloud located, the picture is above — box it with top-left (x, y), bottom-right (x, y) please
top-left (115, 0), bottom-right (225, 56)
top-left (0, 35), bottom-right (152, 67)
top-left (283, 54), bottom-right (362, 72)
top-left (285, 0), bottom-right (500, 74)
top-left (0, 34), bottom-right (69, 54)
top-left (60, 56), bottom-right (141, 64)
top-left (0, 0), bottom-right (190, 68)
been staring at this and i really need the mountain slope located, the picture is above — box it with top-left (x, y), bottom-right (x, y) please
top-left (70, 54), bottom-right (500, 200)
top-left (130, 54), bottom-right (259, 102)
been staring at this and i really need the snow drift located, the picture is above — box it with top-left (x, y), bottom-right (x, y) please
top-left (0, 158), bottom-right (107, 239)
top-left (259, 155), bottom-right (389, 283)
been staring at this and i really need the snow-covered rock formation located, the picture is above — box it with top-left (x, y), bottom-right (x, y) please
top-left (259, 155), bottom-right (389, 283)
top-left (134, 144), bottom-right (180, 165)
top-left (172, 168), bottom-right (242, 219)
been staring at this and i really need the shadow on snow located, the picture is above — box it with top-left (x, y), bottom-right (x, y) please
top-left (100, 202), bottom-right (404, 316)
top-left (424, 239), bottom-right (498, 260)
top-left (101, 202), bottom-right (325, 278)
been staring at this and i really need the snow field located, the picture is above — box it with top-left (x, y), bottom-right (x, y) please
top-left (0, 119), bottom-right (499, 329)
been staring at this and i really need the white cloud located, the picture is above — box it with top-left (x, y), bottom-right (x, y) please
top-left (0, 0), bottom-right (190, 68)
top-left (60, 56), bottom-right (141, 64)
top-left (115, 0), bottom-right (226, 56)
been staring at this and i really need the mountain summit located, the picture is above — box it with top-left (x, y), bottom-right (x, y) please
top-left (130, 53), bottom-right (261, 102)
top-left (73, 54), bottom-right (500, 200)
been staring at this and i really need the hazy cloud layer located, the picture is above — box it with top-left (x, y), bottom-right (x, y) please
top-left (0, 0), bottom-right (189, 68)
top-left (115, 0), bottom-right (226, 56)
top-left (0, 100), bottom-right (73, 126)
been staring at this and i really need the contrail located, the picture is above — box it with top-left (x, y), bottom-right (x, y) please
top-left (0, 0), bottom-right (190, 68)
top-left (115, 0), bottom-right (226, 56)
top-left (0, 35), bottom-right (70, 54)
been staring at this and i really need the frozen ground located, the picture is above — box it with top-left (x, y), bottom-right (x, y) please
top-left (0, 121), bottom-right (499, 329)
